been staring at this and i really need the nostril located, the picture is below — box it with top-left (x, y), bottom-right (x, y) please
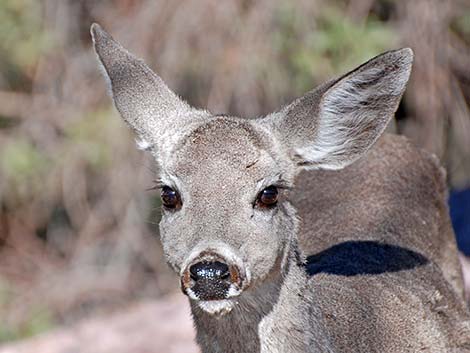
top-left (189, 261), bottom-right (230, 281)
top-left (189, 265), bottom-right (199, 281)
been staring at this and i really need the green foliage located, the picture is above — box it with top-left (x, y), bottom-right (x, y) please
top-left (0, 109), bottom-right (123, 206)
top-left (0, 282), bottom-right (54, 342)
top-left (64, 109), bottom-right (121, 171)
top-left (272, 3), bottom-right (397, 95)
top-left (0, 0), bottom-right (52, 89)
top-left (0, 139), bottom-right (50, 202)
top-left (451, 10), bottom-right (470, 45)
top-left (0, 116), bottom-right (18, 129)
top-left (0, 309), bottom-right (54, 343)
top-left (1, 140), bottom-right (47, 178)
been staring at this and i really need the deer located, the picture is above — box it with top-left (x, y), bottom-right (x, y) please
top-left (90, 23), bottom-right (470, 352)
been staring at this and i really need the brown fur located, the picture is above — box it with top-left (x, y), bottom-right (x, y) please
top-left (295, 134), bottom-right (469, 351)
top-left (296, 133), bottom-right (464, 298)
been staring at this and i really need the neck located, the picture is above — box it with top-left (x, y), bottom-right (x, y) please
top-left (189, 247), bottom-right (333, 353)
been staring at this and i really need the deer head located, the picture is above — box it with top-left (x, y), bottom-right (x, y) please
top-left (91, 23), bottom-right (412, 315)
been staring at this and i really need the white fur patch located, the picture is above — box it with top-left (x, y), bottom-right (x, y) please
top-left (197, 299), bottom-right (235, 316)
top-left (186, 288), bottom-right (199, 301)
top-left (135, 138), bottom-right (152, 151)
top-left (227, 284), bottom-right (242, 298)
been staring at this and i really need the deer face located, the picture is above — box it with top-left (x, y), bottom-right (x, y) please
top-left (158, 118), bottom-right (297, 314)
top-left (91, 24), bottom-right (412, 316)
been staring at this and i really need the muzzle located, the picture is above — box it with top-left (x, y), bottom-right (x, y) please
top-left (181, 251), bottom-right (247, 301)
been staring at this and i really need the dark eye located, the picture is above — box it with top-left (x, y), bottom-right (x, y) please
top-left (161, 186), bottom-right (181, 210)
top-left (256, 186), bottom-right (279, 208)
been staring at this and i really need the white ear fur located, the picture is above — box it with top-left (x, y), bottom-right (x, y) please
top-left (297, 50), bottom-right (413, 170)
top-left (264, 48), bottom-right (413, 171)
top-left (135, 138), bottom-right (152, 151)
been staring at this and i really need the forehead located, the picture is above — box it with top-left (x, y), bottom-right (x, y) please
top-left (168, 118), bottom-right (275, 184)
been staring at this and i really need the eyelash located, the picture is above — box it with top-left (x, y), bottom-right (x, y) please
top-left (148, 181), bottom-right (291, 206)
top-left (254, 184), bottom-right (290, 204)
top-left (257, 183), bottom-right (291, 194)
top-left (148, 179), bottom-right (167, 190)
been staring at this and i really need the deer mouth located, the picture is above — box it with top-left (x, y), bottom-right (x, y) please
top-left (195, 298), bottom-right (236, 316)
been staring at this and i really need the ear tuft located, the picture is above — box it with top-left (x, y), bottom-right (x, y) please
top-left (90, 23), bottom-right (105, 44)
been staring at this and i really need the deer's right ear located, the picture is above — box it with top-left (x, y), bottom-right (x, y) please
top-left (260, 49), bottom-right (413, 171)
top-left (90, 23), bottom-right (205, 155)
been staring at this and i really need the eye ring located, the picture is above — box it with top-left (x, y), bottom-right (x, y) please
top-left (161, 186), bottom-right (182, 210)
top-left (256, 185), bottom-right (279, 208)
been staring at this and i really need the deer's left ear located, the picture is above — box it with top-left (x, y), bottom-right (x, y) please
top-left (260, 48), bottom-right (413, 170)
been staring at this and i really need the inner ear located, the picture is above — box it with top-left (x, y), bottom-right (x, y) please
top-left (260, 48), bottom-right (413, 171)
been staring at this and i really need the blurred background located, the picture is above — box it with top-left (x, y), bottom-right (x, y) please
top-left (0, 0), bottom-right (469, 351)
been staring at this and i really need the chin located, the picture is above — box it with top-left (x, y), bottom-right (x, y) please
top-left (197, 299), bottom-right (236, 316)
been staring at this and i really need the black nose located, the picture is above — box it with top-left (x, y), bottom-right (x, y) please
top-left (189, 261), bottom-right (230, 282)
